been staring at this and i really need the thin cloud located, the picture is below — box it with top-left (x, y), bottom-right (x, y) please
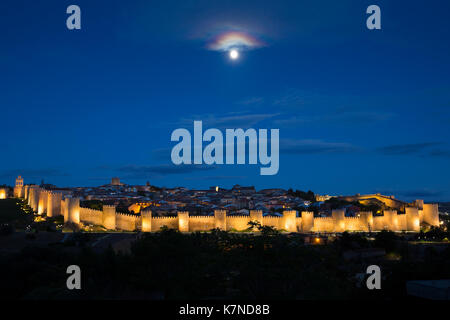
top-left (0, 169), bottom-right (69, 179)
top-left (428, 149), bottom-right (450, 158)
top-left (184, 175), bottom-right (247, 181)
top-left (179, 112), bottom-right (279, 128)
top-left (399, 190), bottom-right (444, 198)
top-left (274, 111), bottom-right (394, 127)
top-left (377, 142), bottom-right (441, 155)
top-left (374, 188), bottom-right (444, 200)
top-left (280, 139), bottom-right (359, 154)
top-left (273, 89), bottom-right (307, 107)
top-left (151, 148), bottom-right (172, 161)
top-left (237, 97), bottom-right (265, 106)
top-left (118, 164), bottom-right (216, 179)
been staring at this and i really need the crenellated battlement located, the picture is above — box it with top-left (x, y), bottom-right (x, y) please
top-left (152, 216), bottom-right (178, 220)
top-left (228, 215), bottom-right (251, 219)
top-left (190, 215), bottom-right (214, 219)
top-left (116, 212), bottom-right (138, 218)
top-left (57, 204), bottom-right (446, 233)
top-left (11, 176), bottom-right (440, 233)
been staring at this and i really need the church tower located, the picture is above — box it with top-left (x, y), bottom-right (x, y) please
top-left (14, 175), bottom-right (24, 198)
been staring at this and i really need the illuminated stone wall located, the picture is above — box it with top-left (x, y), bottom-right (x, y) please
top-left (359, 211), bottom-right (373, 231)
top-left (47, 191), bottom-right (62, 217)
top-left (24, 185), bottom-right (29, 200)
top-left (332, 209), bottom-right (346, 232)
top-left (0, 188), bottom-right (7, 199)
top-left (151, 216), bottom-right (178, 231)
top-left (67, 197), bottom-right (80, 224)
top-left (189, 216), bottom-right (215, 231)
top-left (282, 210), bottom-right (297, 232)
top-left (141, 209), bottom-right (152, 232)
top-left (296, 217), bottom-right (302, 230)
top-left (67, 205), bottom-right (440, 233)
top-left (262, 216), bottom-right (282, 229)
top-left (344, 217), bottom-right (364, 231)
top-left (14, 185), bottom-right (440, 233)
top-left (214, 210), bottom-right (226, 230)
top-left (38, 190), bottom-right (48, 215)
top-left (313, 217), bottom-right (335, 232)
top-left (79, 207), bottom-right (103, 225)
top-left (250, 210), bottom-right (263, 224)
top-left (102, 205), bottom-right (116, 230)
top-left (337, 194), bottom-right (406, 210)
top-left (29, 186), bottom-right (40, 212)
top-left (116, 212), bottom-right (139, 231)
top-left (423, 204), bottom-right (439, 226)
top-left (372, 216), bottom-right (385, 230)
top-left (178, 211), bottom-right (189, 232)
top-left (62, 197), bottom-right (69, 221)
top-left (227, 215), bottom-right (251, 231)
top-left (406, 207), bottom-right (420, 232)
top-left (301, 211), bottom-right (314, 232)
top-left (397, 213), bottom-right (407, 231)
top-left (383, 210), bottom-right (398, 231)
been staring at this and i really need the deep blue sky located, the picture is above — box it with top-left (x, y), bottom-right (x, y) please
top-left (1, 0), bottom-right (449, 201)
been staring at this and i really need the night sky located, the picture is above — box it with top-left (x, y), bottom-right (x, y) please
top-left (1, 0), bottom-right (449, 201)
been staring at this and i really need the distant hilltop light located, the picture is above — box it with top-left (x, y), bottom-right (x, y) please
top-left (111, 177), bottom-right (121, 186)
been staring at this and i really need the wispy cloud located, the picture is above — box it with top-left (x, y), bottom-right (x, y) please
top-left (375, 142), bottom-right (450, 159)
top-left (178, 112), bottom-right (279, 128)
top-left (428, 149), bottom-right (450, 158)
top-left (377, 142), bottom-right (441, 156)
top-left (374, 188), bottom-right (444, 200)
top-left (273, 111), bottom-right (394, 127)
top-left (272, 117), bottom-right (309, 127)
top-left (273, 89), bottom-right (307, 107)
top-left (236, 96), bottom-right (265, 106)
top-left (235, 89), bottom-right (395, 128)
top-left (184, 175), bottom-right (247, 181)
top-left (280, 139), bottom-right (359, 154)
top-left (0, 169), bottom-right (69, 179)
top-left (399, 190), bottom-right (444, 198)
top-left (151, 148), bottom-right (172, 161)
top-left (118, 164), bottom-right (216, 179)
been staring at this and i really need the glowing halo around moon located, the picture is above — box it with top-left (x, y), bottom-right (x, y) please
top-left (207, 31), bottom-right (265, 52)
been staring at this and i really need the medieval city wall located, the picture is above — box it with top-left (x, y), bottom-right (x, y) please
top-left (373, 216), bottom-right (385, 230)
top-left (397, 213), bottom-right (407, 231)
top-left (262, 216), bottom-right (282, 229)
top-left (0, 188), bottom-right (7, 199)
top-left (80, 207), bottom-right (103, 225)
top-left (11, 183), bottom-right (441, 233)
top-left (151, 216), bottom-right (178, 231)
top-left (313, 217), bottom-right (335, 232)
top-left (344, 217), bottom-right (364, 231)
top-left (189, 216), bottom-right (215, 231)
top-left (116, 212), bottom-right (139, 231)
top-left (423, 204), bottom-right (439, 226)
top-left (296, 217), bottom-right (302, 231)
top-left (227, 215), bottom-right (251, 231)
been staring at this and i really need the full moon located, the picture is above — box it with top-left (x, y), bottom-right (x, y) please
top-left (229, 49), bottom-right (239, 60)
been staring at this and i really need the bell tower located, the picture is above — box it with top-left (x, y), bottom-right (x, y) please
top-left (14, 175), bottom-right (24, 198)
